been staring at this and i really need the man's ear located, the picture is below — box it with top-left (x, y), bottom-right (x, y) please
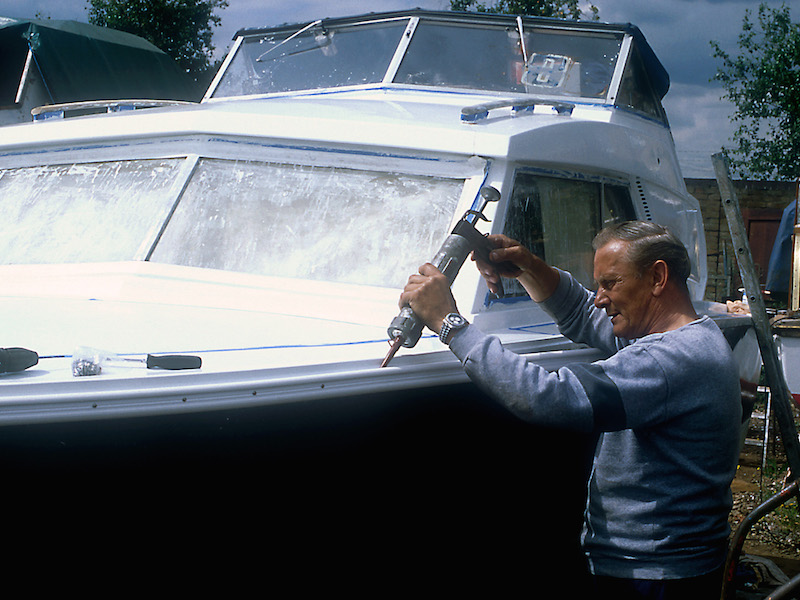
top-left (651, 260), bottom-right (669, 296)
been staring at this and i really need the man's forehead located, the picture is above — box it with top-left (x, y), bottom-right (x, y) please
top-left (593, 240), bottom-right (635, 275)
top-left (594, 240), bottom-right (631, 264)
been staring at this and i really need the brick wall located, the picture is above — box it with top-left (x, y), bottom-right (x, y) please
top-left (686, 179), bottom-right (796, 302)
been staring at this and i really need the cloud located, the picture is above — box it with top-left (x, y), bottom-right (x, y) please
top-left (593, 0), bottom-right (789, 88)
top-left (2, 0), bottom-right (87, 20)
top-left (665, 83), bottom-right (735, 149)
top-left (217, 0), bottom-right (447, 56)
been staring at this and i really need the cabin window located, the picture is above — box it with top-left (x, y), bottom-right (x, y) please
top-left (0, 159), bottom-right (184, 264)
top-left (615, 44), bottom-right (666, 122)
top-left (212, 20), bottom-right (408, 97)
top-left (149, 158), bottom-right (463, 288)
top-left (502, 172), bottom-right (635, 294)
top-left (395, 22), bottom-right (622, 99)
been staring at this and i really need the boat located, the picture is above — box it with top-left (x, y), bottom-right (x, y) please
top-left (0, 16), bottom-right (195, 126)
top-left (0, 9), bottom-right (758, 575)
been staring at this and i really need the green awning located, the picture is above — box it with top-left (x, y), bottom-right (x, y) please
top-left (0, 17), bottom-right (195, 106)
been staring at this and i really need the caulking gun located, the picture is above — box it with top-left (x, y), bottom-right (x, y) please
top-left (380, 185), bottom-right (505, 368)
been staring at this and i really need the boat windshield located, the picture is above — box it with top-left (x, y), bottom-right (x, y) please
top-left (395, 22), bottom-right (621, 99)
top-left (0, 158), bottom-right (463, 289)
top-left (212, 19), bottom-right (409, 97)
top-left (211, 17), bottom-right (623, 101)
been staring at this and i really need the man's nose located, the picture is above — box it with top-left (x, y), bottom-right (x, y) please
top-left (594, 288), bottom-right (608, 308)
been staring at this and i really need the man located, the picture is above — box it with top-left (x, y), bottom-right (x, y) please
top-left (399, 221), bottom-right (741, 599)
top-left (765, 200), bottom-right (796, 305)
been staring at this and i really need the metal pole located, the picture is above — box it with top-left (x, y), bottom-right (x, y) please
top-left (712, 153), bottom-right (800, 480)
top-left (790, 181), bottom-right (799, 314)
top-left (762, 386), bottom-right (772, 498)
top-left (722, 479), bottom-right (800, 600)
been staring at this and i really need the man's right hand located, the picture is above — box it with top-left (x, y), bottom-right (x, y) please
top-left (473, 234), bottom-right (560, 302)
top-left (472, 234), bottom-right (523, 295)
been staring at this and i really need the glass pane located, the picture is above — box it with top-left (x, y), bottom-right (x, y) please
top-left (396, 22), bottom-right (525, 92)
top-left (0, 159), bottom-right (184, 264)
top-left (502, 173), bottom-right (635, 294)
top-left (522, 30), bottom-right (621, 99)
top-left (616, 44), bottom-right (665, 121)
top-left (395, 22), bottom-right (622, 99)
top-left (150, 159), bottom-right (463, 288)
top-left (603, 184), bottom-right (636, 227)
top-left (212, 21), bottom-right (407, 97)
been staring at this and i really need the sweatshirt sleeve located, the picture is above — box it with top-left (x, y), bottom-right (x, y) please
top-left (539, 269), bottom-right (625, 355)
top-left (449, 324), bottom-right (666, 433)
top-left (448, 325), bottom-right (597, 432)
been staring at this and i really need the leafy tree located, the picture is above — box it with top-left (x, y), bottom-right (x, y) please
top-left (450, 0), bottom-right (597, 21)
top-left (712, 3), bottom-right (800, 180)
top-left (87, 0), bottom-right (228, 96)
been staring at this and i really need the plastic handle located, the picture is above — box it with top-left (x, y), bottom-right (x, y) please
top-left (145, 354), bottom-right (202, 370)
top-left (0, 347), bottom-right (39, 373)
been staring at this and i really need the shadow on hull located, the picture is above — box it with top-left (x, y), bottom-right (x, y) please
top-left (1, 383), bottom-right (594, 590)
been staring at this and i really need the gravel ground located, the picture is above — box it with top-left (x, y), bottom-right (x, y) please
top-left (728, 439), bottom-right (800, 597)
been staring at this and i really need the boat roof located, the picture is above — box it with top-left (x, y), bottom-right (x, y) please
top-left (233, 9), bottom-right (669, 99)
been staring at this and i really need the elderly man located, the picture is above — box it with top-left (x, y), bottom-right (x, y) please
top-left (399, 221), bottom-right (741, 599)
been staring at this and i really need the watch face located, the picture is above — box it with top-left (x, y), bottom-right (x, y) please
top-left (446, 313), bottom-right (467, 327)
top-left (440, 313), bottom-right (467, 344)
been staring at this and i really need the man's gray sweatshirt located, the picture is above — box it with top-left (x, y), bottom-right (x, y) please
top-left (448, 269), bottom-right (742, 580)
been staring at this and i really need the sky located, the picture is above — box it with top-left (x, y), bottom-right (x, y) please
top-left (2, 0), bottom-right (797, 177)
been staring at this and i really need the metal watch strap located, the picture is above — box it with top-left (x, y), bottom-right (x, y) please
top-left (439, 313), bottom-right (468, 344)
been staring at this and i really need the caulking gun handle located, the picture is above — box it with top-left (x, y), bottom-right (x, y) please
top-left (389, 231), bottom-right (473, 348)
top-left (450, 220), bottom-right (511, 297)
top-left (146, 354), bottom-right (202, 370)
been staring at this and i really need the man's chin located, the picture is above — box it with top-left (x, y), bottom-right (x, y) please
top-left (612, 323), bottom-right (632, 339)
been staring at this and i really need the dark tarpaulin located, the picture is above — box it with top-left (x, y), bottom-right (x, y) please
top-left (0, 17), bottom-right (196, 106)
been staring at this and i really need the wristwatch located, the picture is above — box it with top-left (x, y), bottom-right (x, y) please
top-left (439, 313), bottom-right (469, 344)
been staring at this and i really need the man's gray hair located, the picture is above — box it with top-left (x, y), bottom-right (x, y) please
top-left (592, 221), bottom-right (692, 284)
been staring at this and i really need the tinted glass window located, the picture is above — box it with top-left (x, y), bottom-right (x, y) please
top-left (616, 44), bottom-right (666, 122)
top-left (396, 22), bottom-right (524, 92)
top-left (502, 172), bottom-right (635, 293)
top-left (521, 30), bottom-right (621, 98)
